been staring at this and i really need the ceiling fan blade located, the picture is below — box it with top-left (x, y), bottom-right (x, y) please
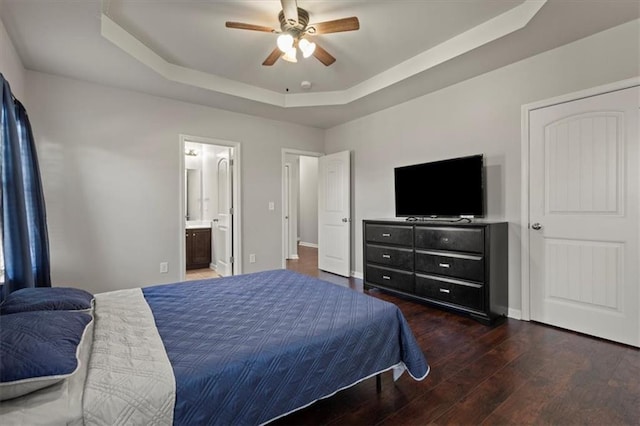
top-left (262, 47), bottom-right (282, 66)
top-left (307, 17), bottom-right (359, 35)
top-left (281, 0), bottom-right (298, 24)
top-left (312, 43), bottom-right (336, 66)
top-left (225, 22), bottom-right (276, 33)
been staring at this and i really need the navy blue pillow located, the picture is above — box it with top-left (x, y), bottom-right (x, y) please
top-left (0, 310), bottom-right (92, 400)
top-left (0, 287), bottom-right (94, 315)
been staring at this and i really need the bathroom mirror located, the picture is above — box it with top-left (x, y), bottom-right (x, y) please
top-left (186, 168), bottom-right (202, 221)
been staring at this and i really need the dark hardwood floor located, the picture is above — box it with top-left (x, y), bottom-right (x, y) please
top-left (282, 245), bottom-right (640, 425)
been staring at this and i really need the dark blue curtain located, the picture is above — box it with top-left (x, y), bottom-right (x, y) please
top-left (1, 73), bottom-right (51, 299)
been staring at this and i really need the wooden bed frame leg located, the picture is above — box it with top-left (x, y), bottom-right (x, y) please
top-left (376, 374), bottom-right (382, 393)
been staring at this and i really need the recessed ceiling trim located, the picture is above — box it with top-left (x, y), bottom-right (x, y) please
top-left (100, 0), bottom-right (546, 109)
top-left (101, 15), bottom-right (286, 106)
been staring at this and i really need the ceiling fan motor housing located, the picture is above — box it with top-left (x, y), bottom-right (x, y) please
top-left (279, 7), bottom-right (310, 36)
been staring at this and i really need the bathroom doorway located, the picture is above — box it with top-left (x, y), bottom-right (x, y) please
top-left (180, 135), bottom-right (241, 281)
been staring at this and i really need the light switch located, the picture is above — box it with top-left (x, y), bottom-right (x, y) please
top-left (268, 202), bottom-right (275, 211)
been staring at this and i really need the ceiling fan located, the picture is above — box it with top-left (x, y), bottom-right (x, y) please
top-left (225, 0), bottom-right (360, 66)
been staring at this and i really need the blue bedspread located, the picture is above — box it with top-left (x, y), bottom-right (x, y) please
top-left (143, 269), bottom-right (429, 425)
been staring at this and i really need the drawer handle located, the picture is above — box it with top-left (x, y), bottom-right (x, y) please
top-left (438, 263), bottom-right (450, 268)
top-left (439, 288), bottom-right (450, 294)
top-left (441, 237), bottom-right (449, 243)
top-left (382, 275), bottom-right (391, 280)
top-left (382, 254), bottom-right (391, 259)
top-left (382, 233), bottom-right (391, 237)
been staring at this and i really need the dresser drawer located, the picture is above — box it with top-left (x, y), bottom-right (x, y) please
top-left (415, 274), bottom-right (484, 311)
top-left (366, 244), bottom-right (413, 270)
top-left (415, 250), bottom-right (484, 282)
top-left (365, 224), bottom-right (413, 246)
top-left (366, 265), bottom-right (414, 293)
top-left (415, 226), bottom-right (484, 253)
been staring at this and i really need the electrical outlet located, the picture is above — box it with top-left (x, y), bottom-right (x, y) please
top-left (249, 254), bottom-right (256, 263)
top-left (160, 262), bottom-right (168, 273)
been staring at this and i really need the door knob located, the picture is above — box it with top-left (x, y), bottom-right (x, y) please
top-left (342, 218), bottom-right (348, 222)
top-left (531, 223), bottom-right (542, 230)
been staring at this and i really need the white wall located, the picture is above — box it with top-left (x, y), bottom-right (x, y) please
top-left (299, 156), bottom-right (318, 246)
top-left (26, 71), bottom-right (324, 294)
top-left (0, 17), bottom-right (24, 100)
top-left (325, 19), bottom-right (640, 313)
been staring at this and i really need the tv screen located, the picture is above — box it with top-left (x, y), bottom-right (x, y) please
top-left (394, 154), bottom-right (485, 218)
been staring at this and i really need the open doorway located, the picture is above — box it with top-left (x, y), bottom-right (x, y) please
top-left (281, 149), bottom-right (322, 270)
top-left (180, 135), bottom-right (241, 281)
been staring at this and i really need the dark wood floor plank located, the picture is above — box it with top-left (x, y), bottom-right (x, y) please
top-left (281, 245), bottom-right (640, 426)
top-left (432, 364), bottom-right (529, 425)
top-left (378, 332), bottom-right (538, 425)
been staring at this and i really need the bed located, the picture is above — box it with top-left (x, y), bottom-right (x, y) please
top-left (0, 269), bottom-right (429, 425)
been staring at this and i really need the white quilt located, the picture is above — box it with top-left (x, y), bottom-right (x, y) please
top-left (82, 288), bottom-right (175, 425)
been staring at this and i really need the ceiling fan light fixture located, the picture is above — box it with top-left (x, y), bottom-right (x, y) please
top-left (226, 1), bottom-right (359, 67)
top-left (277, 33), bottom-right (294, 52)
top-left (299, 38), bottom-right (316, 58)
top-left (282, 47), bottom-right (298, 63)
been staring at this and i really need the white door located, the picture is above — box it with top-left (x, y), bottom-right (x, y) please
top-left (318, 150), bottom-right (350, 277)
top-left (214, 155), bottom-right (233, 276)
top-left (529, 86), bottom-right (639, 347)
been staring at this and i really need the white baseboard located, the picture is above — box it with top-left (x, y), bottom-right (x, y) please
top-left (351, 271), bottom-right (363, 280)
top-left (209, 263), bottom-right (216, 270)
top-left (298, 241), bottom-right (318, 248)
top-left (508, 308), bottom-right (522, 320)
top-left (289, 254), bottom-right (299, 260)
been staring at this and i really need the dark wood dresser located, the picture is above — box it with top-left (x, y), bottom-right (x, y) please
top-left (363, 219), bottom-right (508, 324)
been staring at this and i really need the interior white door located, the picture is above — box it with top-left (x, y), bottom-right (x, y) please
top-left (318, 150), bottom-right (351, 277)
top-left (529, 86), bottom-right (639, 347)
top-left (214, 155), bottom-right (233, 276)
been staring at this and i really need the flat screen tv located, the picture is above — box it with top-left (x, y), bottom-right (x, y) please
top-left (394, 154), bottom-right (485, 218)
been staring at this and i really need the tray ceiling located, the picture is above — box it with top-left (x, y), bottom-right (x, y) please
top-left (1, 0), bottom-right (638, 127)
